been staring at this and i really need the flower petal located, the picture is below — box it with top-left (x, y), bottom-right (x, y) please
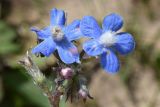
top-left (31, 27), bottom-right (52, 39)
top-left (50, 8), bottom-right (66, 26)
top-left (102, 13), bottom-right (123, 32)
top-left (32, 36), bottom-right (56, 57)
top-left (114, 32), bottom-right (135, 55)
top-left (100, 50), bottom-right (120, 74)
top-left (80, 16), bottom-right (102, 39)
top-left (63, 19), bottom-right (83, 41)
top-left (83, 39), bottom-right (104, 56)
top-left (56, 39), bottom-right (80, 64)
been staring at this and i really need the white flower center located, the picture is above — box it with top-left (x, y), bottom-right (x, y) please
top-left (99, 31), bottom-right (116, 47)
top-left (52, 26), bottom-right (64, 41)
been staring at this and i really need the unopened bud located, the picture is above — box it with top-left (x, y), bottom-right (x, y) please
top-left (19, 51), bottom-right (45, 84)
top-left (78, 88), bottom-right (88, 99)
top-left (60, 67), bottom-right (74, 79)
top-left (78, 85), bottom-right (93, 102)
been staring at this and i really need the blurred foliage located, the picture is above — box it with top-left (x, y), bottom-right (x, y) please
top-left (1, 68), bottom-right (50, 107)
top-left (0, 20), bottom-right (19, 55)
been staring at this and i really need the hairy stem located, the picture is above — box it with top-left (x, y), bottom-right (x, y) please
top-left (18, 51), bottom-right (61, 107)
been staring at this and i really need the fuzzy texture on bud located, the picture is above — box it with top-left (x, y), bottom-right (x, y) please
top-left (78, 88), bottom-right (88, 99)
top-left (60, 67), bottom-right (74, 79)
top-left (19, 51), bottom-right (45, 84)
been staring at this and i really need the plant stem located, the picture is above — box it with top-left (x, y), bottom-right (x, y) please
top-left (19, 51), bottom-right (61, 107)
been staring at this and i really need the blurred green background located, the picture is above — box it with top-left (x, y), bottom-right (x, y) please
top-left (0, 0), bottom-right (160, 107)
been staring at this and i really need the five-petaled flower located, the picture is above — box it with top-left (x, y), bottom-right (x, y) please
top-left (80, 13), bottom-right (135, 74)
top-left (31, 8), bottom-right (82, 64)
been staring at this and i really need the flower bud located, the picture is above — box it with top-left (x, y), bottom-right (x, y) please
top-left (19, 51), bottom-right (45, 84)
top-left (78, 85), bottom-right (93, 102)
top-left (60, 67), bottom-right (74, 79)
top-left (78, 88), bottom-right (88, 99)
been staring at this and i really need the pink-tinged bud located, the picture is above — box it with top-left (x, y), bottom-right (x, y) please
top-left (78, 89), bottom-right (88, 99)
top-left (60, 67), bottom-right (74, 79)
top-left (78, 85), bottom-right (93, 102)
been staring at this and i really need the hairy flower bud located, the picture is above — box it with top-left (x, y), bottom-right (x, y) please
top-left (78, 88), bottom-right (88, 99)
top-left (78, 85), bottom-right (93, 102)
top-left (60, 67), bottom-right (74, 79)
top-left (19, 51), bottom-right (45, 84)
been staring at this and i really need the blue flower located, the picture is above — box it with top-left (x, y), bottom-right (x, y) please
top-left (31, 8), bottom-right (83, 64)
top-left (80, 13), bottom-right (135, 74)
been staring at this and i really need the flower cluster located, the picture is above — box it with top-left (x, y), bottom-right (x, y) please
top-left (31, 8), bottom-right (135, 74)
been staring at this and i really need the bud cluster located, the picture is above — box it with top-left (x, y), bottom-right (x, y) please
top-left (52, 65), bottom-right (93, 103)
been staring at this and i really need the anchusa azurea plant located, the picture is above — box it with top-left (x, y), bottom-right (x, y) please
top-left (19, 8), bottom-right (135, 107)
